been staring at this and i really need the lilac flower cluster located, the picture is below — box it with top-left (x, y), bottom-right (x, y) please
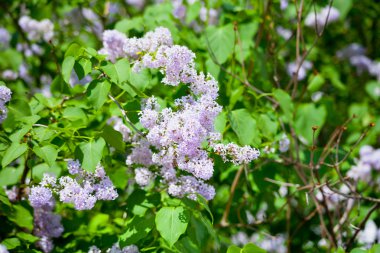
top-left (99, 30), bottom-right (128, 62)
top-left (304, 6), bottom-right (340, 32)
top-left (357, 220), bottom-right (380, 248)
top-left (279, 135), bottom-right (290, 153)
top-left (212, 143), bottom-right (260, 165)
top-left (286, 60), bottom-right (312, 81)
top-left (0, 28), bottom-right (10, 49)
top-left (88, 243), bottom-right (139, 253)
top-left (29, 176), bottom-right (64, 253)
top-left (59, 161), bottom-right (118, 210)
top-left (18, 16), bottom-right (54, 42)
top-left (126, 0), bottom-right (145, 10)
top-left (337, 43), bottom-right (380, 82)
top-left (231, 232), bottom-right (286, 253)
top-left (28, 161), bottom-right (118, 211)
top-left (0, 244), bottom-right (8, 253)
top-left (347, 145), bottom-right (380, 182)
top-left (0, 86), bottom-right (12, 123)
top-left (100, 27), bottom-right (260, 200)
top-left (172, 0), bottom-right (219, 28)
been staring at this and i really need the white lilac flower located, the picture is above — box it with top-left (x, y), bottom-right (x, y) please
top-left (304, 6), bottom-right (340, 32)
top-left (0, 244), bottom-right (8, 253)
top-left (199, 7), bottom-right (219, 25)
top-left (258, 234), bottom-right (287, 253)
top-left (0, 28), bottom-right (10, 49)
top-left (231, 232), bottom-right (250, 246)
top-left (135, 167), bottom-right (154, 187)
top-left (100, 243), bottom-right (139, 253)
top-left (286, 60), bottom-right (312, 81)
top-left (349, 55), bottom-right (373, 74)
top-left (336, 43), bottom-right (366, 60)
top-left (2, 70), bottom-right (18, 81)
top-left (212, 143), bottom-right (260, 165)
top-left (276, 26), bottom-right (292, 40)
top-left (357, 220), bottom-right (378, 246)
top-left (348, 145), bottom-right (380, 182)
top-left (126, 0), bottom-right (145, 9)
top-left (311, 91), bottom-right (324, 102)
top-left (88, 246), bottom-right (101, 253)
top-left (280, 0), bottom-right (288, 10)
top-left (4, 186), bottom-right (18, 202)
top-left (18, 16), bottom-right (54, 42)
top-left (99, 30), bottom-right (128, 62)
top-left (369, 61), bottom-right (380, 82)
top-left (279, 135), bottom-right (290, 153)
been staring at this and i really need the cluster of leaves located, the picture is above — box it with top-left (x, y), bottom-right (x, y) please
top-left (0, 0), bottom-right (380, 252)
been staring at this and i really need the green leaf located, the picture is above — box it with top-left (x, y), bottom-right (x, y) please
top-left (62, 56), bottom-right (75, 84)
top-left (74, 58), bottom-right (92, 80)
top-left (17, 232), bottom-right (39, 243)
top-left (115, 17), bottom-right (144, 34)
top-left (87, 79), bottom-right (111, 109)
top-left (119, 213), bottom-right (155, 247)
top-left (242, 243), bottom-right (267, 253)
top-left (227, 245), bottom-right (242, 253)
top-left (175, 236), bottom-right (201, 253)
top-left (32, 163), bottom-right (61, 181)
top-left (101, 124), bottom-right (125, 152)
top-left (230, 109), bottom-right (258, 145)
top-left (9, 204), bottom-right (34, 230)
top-left (370, 244), bottom-right (380, 253)
top-left (307, 73), bottom-right (325, 92)
top-left (88, 213), bottom-right (110, 234)
top-left (350, 249), bottom-right (367, 253)
top-left (155, 206), bottom-right (190, 247)
top-left (273, 89), bottom-right (294, 123)
top-left (51, 75), bottom-right (71, 95)
top-left (1, 238), bottom-right (21, 250)
top-left (0, 165), bottom-right (24, 187)
top-left (65, 42), bottom-right (84, 58)
top-left (115, 58), bottom-right (131, 84)
top-left (365, 81), bottom-right (380, 101)
top-left (62, 107), bottom-right (88, 123)
top-left (333, 0), bottom-right (353, 19)
top-left (33, 145), bottom-right (58, 167)
top-left (258, 114), bottom-right (278, 138)
top-left (2, 142), bottom-right (28, 168)
top-left (295, 104), bottom-right (327, 144)
top-left (79, 138), bottom-right (106, 172)
top-left (0, 188), bottom-right (11, 206)
top-left (206, 24), bottom-right (235, 64)
top-left (186, 1), bottom-right (202, 24)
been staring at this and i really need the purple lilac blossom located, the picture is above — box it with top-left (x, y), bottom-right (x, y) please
top-left (347, 145), bottom-right (380, 182)
top-left (0, 245), bottom-right (8, 253)
top-left (0, 28), bottom-right (10, 49)
top-left (134, 167), bottom-right (154, 187)
top-left (99, 27), bottom-right (260, 200)
top-left (304, 6), bottom-right (340, 32)
top-left (286, 60), bottom-right (312, 81)
top-left (279, 135), bottom-right (290, 153)
top-left (18, 16), bottom-right (54, 42)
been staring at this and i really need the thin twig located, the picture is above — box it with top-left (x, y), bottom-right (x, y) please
top-left (220, 165), bottom-right (245, 227)
top-left (108, 94), bottom-right (144, 136)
